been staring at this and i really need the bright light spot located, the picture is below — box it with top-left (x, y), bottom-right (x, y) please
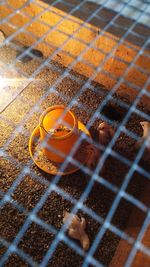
top-left (0, 72), bottom-right (31, 112)
top-left (0, 75), bottom-right (8, 89)
top-left (0, 62), bottom-right (34, 112)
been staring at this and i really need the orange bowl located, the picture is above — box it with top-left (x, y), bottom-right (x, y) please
top-left (39, 105), bottom-right (79, 163)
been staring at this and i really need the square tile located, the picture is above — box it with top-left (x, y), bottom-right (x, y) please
top-left (2, 97), bottom-right (31, 126)
top-left (85, 181), bottom-right (116, 219)
top-left (138, 14), bottom-right (150, 25)
top-left (5, 253), bottom-right (28, 266)
top-left (62, 39), bottom-right (86, 57)
top-left (114, 15), bottom-right (134, 28)
top-left (39, 10), bottom-right (62, 27)
top-left (0, 156), bottom-right (21, 193)
top-left (48, 241), bottom-right (83, 266)
top-left (97, 7), bottom-right (116, 21)
top-left (57, 19), bottom-right (81, 35)
top-left (94, 229), bottom-right (122, 266)
top-left (6, 132), bottom-right (30, 164)
top-left (112, 197), bottom-right (146, 239)
top-left (126, 171), bottom-right (150, 208)
top-left (83, 47), bottom-right (105, 68)
top-left (12, 175), bottom-right (47, 211)
top-left (125, 33), bottom-right (146, 47)
top-left (131, 249), bottom-right (150, 267)
top-left (77, 87), bottom-right (103, 114)
top-left (108, 237), bottom-right (132, 266)
top-left (125, 66), bottom-right (148, 88)
top-left (135, 54), bottom-right (150, 73)
top-left (44, 29), bottom-right (68, 48)
top-left (54, 2), bottom-right (75, 13)
top-left (121, 5), bottom-right (141, 20)
top-left (107, 24), bottom-right (127, 38)
top-left (75, 27), bottom-right (97, 44)
top-left (24, 111), bottom-right (41, 134)
top-left (0, 203), bottom-right (26, 242)
top-left (0, 118), bottom-right (14, 147)
top-left (102, 155), bottom-right (130, 188)
top-left (72, 9), bottom-right (90, 21)
top-left (56, 76), bottom-right (81, 100)
top-left (105, 1), bottom-right (124, 12)
top-left (22, 1), bottom-right (44, 17)
top-left (88, 16), bottom-right (108, 29)
top-left (114, 43), bottom-right (137, 64)
top-left (38, 190), bottom-right (73, 230)
top-left (80, 2), bottom-right (98, 15)
top-left (130, 0), bottom-right (147, 11)
top-left (18, 222), bottom-right (54, 264)
top-left (133, 24), bottom-right (150, 39)
top-left (102, 57), bottom-right (128, 78)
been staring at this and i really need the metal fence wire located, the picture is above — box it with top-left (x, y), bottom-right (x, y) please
top-left (0, 0), bottom-right (150, 266)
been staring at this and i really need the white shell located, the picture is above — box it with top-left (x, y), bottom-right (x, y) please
top-left (63, 211), bottom-right (90, 251)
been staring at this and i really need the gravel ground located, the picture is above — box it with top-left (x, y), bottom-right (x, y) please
top-left (0, 43), bottom-right (150, 266)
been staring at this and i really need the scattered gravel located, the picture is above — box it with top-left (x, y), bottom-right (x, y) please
top-left (0, 203), bottom-right (26, 243)
top-left (0, 42), bottom-right (150, 266)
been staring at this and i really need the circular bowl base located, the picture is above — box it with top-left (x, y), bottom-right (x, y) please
top-left (29, 121), bottom-right (91, 176)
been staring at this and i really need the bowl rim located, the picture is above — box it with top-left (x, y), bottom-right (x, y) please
top-left (39, 105), bottom-right (78, 140)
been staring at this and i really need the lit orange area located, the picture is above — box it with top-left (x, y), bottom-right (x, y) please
top-left (102, 58), bottom-right (128, 78)
top-left (8, 13), bottom-right (30, 28)
top-left (83, 47), bottom-right (106, 68)
top-left (114, 43), bottom-right (137, 63)
top-left (74, 61), bottom-right (94, 78)
top-left (135, 54), bottom-right (150, 73)
top-left (0, 0), bottom-right (150, 105)
top-left (126, 67), bottom-right (148, 87)
top-left (94, 34), bottom-right (117, 54)
top-left (94, 71), bottom-right (116, 90)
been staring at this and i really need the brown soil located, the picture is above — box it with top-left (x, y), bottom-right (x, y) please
top-left (0, 42), bottom-right (150, 267)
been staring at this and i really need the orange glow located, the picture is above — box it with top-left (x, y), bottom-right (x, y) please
top-left (0, 0), bottom-right (150, 106)
top-left (39, 105), bottom-right (78, 163)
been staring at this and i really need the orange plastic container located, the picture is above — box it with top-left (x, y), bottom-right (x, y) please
top-left (39, 105), bottom-right (79, 162)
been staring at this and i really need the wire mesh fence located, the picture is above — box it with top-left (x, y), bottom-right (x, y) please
top-left (0, 0), bottom-right (150, 266)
